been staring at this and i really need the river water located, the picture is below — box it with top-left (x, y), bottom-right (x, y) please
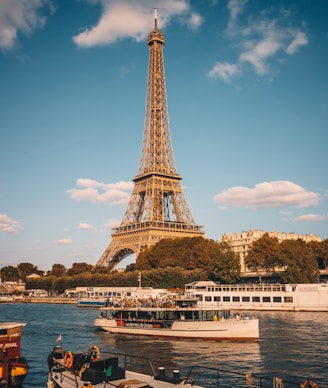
top-left (0, 303), bottom-right (327, 387)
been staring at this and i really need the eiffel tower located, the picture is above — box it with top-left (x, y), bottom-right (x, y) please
top-left (95, 10), bottom-right (204, 269)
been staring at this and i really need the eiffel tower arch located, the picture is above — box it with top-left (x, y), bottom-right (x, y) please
top-left (95, 10), bottom-right (205, 269)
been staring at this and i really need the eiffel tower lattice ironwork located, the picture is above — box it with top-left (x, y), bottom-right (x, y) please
top-left (95, 10), bottom-right (204, 269)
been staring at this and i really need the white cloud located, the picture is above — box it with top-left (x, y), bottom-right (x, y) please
top-left (184, 12), bottom-right (204, 31)
top-left (67, 178), bottom-right (133, 205)
top-left (286, 31), bottom-right (308, 54)
top-left (51, 238), bottom-right (72, 245)
top-left (78, 223), bottom-right (94, 230)
top-left (0, 214), bottom-right (22, 233)
top-left (293, 214), bottom-right (326, 222)
top-left (227, 0), bottom-right (248, 31)
top-left (0, 0), bottom-right (54, 50)
top-left (209, 2), bottom-right (309, 81)
top-left (208, 62), bottom-right (240, 82)
top-left (214, 181), bottom-right (320, 208)
top-left (239, 37), bottom-right (282, 75)
top-left (73, 0), bottom-right (201, 47)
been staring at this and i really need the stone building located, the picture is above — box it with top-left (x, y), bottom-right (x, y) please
top-left (221, 229), bottom-right (321, 275)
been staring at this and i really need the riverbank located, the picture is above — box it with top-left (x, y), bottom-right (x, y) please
top-left (21, 297), bottom-right (77, 304)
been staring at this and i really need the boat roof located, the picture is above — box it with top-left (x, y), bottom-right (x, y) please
top-left (0, 322), bottom-right (26, 330)
top-left (99, 306), bottom-right (226, 312)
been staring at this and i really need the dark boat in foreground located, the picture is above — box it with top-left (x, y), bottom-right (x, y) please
top-left (47, 344), bottom-right (204, 388)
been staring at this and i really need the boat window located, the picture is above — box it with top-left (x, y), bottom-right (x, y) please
top-left (263, 287), bottom-right (271, 291)
top-left (252, 296), bottom-right (260, 302)
top-left (262, 297), bottom-right (271, 303)
top-left (205, 296), bottom-right (212, 301)
top-left (223, 296), bottom-right (230, 302)
top-left (242, 296), bottom-right (250, 302)
top-left (232, 296), bottom-right (240, 302)
top-left (284, 296), bottom-right (293, 303)
top-left (273, 297), bottom-right (282, 303)
top-left (214, 296), bottom-right (221, 302)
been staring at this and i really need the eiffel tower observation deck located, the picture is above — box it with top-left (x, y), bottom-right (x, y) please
top-left (95, 10), bottom-right (204, 269)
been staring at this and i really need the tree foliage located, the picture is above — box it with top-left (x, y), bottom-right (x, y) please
top-left (245, 233), bottom-right (281, 273)
top-left (48, 264), bottom-right (67, 277)
top-left (0, 265), bottom-right (19, 281)
top-left (279, 239), bottom-right (319, 283)
top-left (136, 237), bottom-right (240, 283)
top-left (245, 235), bottom-right (324, 283)
top-left (67, 262), bottom-right (94, 276)
top-left (3, 236), bottom-right (328, 293)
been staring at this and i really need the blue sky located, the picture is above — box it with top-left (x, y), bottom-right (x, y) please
top-left (1, 0), bottom-right (327, 271)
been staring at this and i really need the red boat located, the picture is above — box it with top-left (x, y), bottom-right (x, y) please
top-left (0, 322), bottom-right (29, 388)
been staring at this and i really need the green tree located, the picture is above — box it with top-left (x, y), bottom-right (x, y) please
top-left (245, 233), bottom-right (281, 273)
top-left (0, 265), bottom-right (19, 281)
top-left (67, 262), bottom-right (94, 276)
top-left (208, 241), bottom-right (240, 283)
top-left (17, 262), bottom-right (42, 281)
top-left (308, 239), bottom-right (328, 270)
top-left (48, 264), bottom-right (67, 277)
top-left (136, 237), bottom-right (211, 270)
top-left (278, 239), bottom-right (319, 283)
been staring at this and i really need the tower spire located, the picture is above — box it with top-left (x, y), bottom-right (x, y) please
top-left (95, 11), bottom-right (204, 269)
top-left (154, 8), bottom-right (158, 29)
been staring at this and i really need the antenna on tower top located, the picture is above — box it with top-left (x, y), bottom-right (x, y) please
top-left (154, 8), bottom-right (158, 29)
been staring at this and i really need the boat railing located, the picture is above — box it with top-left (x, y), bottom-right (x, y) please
top-left (101, 351), bottom-right (302, 388)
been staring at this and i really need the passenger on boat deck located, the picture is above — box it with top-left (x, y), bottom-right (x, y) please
top-left (47, 346), bottom-right (64, 370)
top-left (213, 314), bottom-right (218, 321)
top-left (180, 314), bottom-right (185, 320)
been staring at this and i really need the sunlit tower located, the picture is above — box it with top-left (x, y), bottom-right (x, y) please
top-left (95, 9), bottom-right (204, 269)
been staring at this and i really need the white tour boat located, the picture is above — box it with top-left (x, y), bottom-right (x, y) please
top-left (184, 281), bottom-right (328, 312)
top-left (72, 286), bottom-right (169, 307)
top-left (94, 298), bottom-right (259, 341)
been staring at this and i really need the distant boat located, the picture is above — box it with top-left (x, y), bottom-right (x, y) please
top-left (0, 322), bottom-right (29, 387)
top-left (74, 285), bottom-right (170, 307)
top-left (94, 298), bottom-right (260, 341)
top-left (184, 281), bottom-right (328, 312)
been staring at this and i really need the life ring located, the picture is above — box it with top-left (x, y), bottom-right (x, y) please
top-left (300, 380), bottom-right (318, 388)
top-left (63, 351), bottom-right (73, 369)
top-left (89, 345), bottom-right (100, 362)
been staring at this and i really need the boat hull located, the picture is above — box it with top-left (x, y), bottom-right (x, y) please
top-left (77, 299), bottom-right (107, 307)
top-left (94, 318), bottom-right (259, 341)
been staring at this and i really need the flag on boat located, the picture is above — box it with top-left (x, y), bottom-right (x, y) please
top-left (56, 334), bottom-right (62, 342)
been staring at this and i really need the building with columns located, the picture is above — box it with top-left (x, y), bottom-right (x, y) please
top-left (221, 229), bottom-right (322, 275)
